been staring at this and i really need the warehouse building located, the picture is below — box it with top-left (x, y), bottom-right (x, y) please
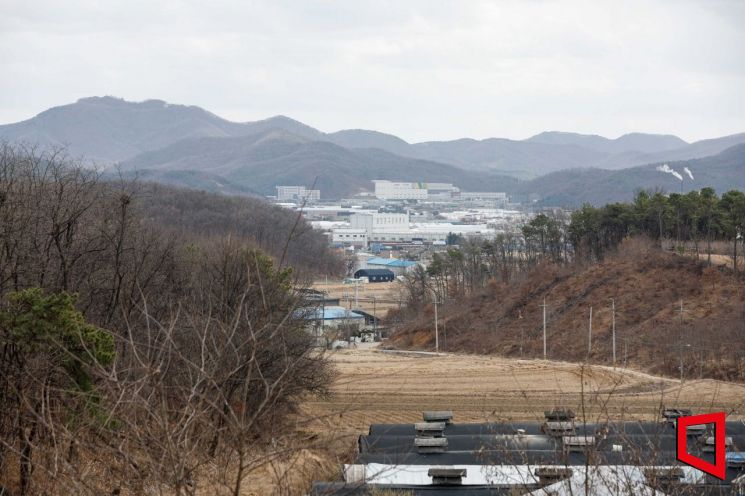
top-left (275, 185), bottom-right (321, 202)
top-left (354, 268), bottom-right (395, 283)
top-left (373, 180), bottom-right (428, 200)
top-left (312, 408), bottom-right (745, 495)
top-left (364, 257), bottom-right (417, 276)
top-left (331, 228), bottom-right (368, 247)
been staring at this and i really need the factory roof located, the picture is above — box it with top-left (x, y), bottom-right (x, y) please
top-left (297, 306), bottom-right (365, 320)
top-left (366, 257), bottom-right (417, 268)
top-left (311, 413), bottom-right (745, 495)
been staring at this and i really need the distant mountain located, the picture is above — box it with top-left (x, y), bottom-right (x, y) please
top-left (118, 169), bottom-right (262, 197)
top-left (0, 96), bottom-right (322, 162)
top-left (1, 96), bottom-right (744, 188)
top-left (121, 130), bottom-right (518, 198)
top-left (521, 143), bottom-right (745, 207)
top-left (636, 132), bottom-right (745, 164)
top-left (327, 129), bottom-right (412, 156)
top-left (408, 138), bottom-right (609, 177)
top-left (527, 131), bottom-right (687, 154)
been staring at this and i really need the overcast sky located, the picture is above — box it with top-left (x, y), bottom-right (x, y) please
top-left (1, 0), bottom-right (744, 142)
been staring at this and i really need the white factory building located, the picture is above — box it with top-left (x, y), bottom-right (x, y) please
top-left (457, 191), bottom-right (509, 204)
top-left (372, 180), bottom-right (472, 201)
top-left (276, 185), bottom-right (321, 202)
top-left (331, 228), bottom-right (368, 247)
top-left (372, 180), bottom-right (428, 200)
top-left (331, 211), bottom-right (494, 246)
top-left (350, 212), bottom-right (409, 233)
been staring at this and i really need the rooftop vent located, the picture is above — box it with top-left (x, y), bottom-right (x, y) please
top-left (543, 421), bottom-right (575, 437)
top-left (343, 464), bottom-right (366, 484)
top-left (661, 407), bottom-right (692, 423)
top-left (428, 468), bottom-right (466, 485)
top-left (414, 436), bottom-right (448, 454)
top-left (562, 435), bottom-right (596, 453)
top-left (544, 408), bottom-right (575, 421)
top-left (534, 467), bottom-right (573, 487)
top-left (644, 467), bottom-right (685, 486)
top-left (423, 410), bottom-right (454, 424)
top-left (701, 435), bottom-right (733, 453)
top-left (415, 421), bottom-right (446, 437)
top-left (683, 422), bottom-right (707, 436)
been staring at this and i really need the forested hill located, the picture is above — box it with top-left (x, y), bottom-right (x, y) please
top-left (133, 181), bottom-right (342, 276)
top-left (519, 143), bottom-right (745, 207)
top-left (120, 131), bottom-right (520, 198)
top-left (393, 187), bottom-right (745, 380)
top-left (392, 242), bottom-right (745, 381)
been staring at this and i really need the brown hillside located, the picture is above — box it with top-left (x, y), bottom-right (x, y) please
top-left (391, 239), bottom-right (745, 381)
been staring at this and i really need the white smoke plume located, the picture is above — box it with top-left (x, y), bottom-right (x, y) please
top-left (656, 163), bottom-right (683, 181)
top-left (683, 167), bottom-right (694, 180)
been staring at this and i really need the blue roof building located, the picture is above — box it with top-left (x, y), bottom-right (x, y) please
top-left (298, 306), bottom-right (366, 321)
top-left (366, 257), bottom-right (417, 268)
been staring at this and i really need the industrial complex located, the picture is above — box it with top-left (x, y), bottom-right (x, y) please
top-left (273, 180), bottom-right (529, 250)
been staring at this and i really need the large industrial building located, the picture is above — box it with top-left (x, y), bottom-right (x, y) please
top-left (312, 409), bottom-right (745, 495)
top-left (372, 180), bottom-right (429, 200)
top-left (350, 212), bottom-right (410, 235)
top-left (331, 228), bottom-right (368, 247)
top-left (276, 185), bottom-right (321, 202)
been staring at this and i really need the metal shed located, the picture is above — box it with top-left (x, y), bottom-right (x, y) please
top-left (354, 268), bottom-right (395, 283)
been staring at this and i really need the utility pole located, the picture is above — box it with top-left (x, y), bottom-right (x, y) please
top-left (321, 295), bottom-right (326, 345)
top-left (541, 298), bottom-right (547, 360)
top-left (610, 298), bottom-right (616, 366)
top-left (373, 296), bottom-right (377, 338)
top-left (588, 306), bottom-right (593, 358)
top-left (679, 299), bottom-right (684, 381)
top-left (434, 294), bottom-right (439, 354)
top-left (518, 311), bottom-right (524, 358)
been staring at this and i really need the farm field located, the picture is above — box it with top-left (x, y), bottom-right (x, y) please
top-left (312, 280), bottom-right (406, 314)
top-left (302, 345), bottom-right (745, 435)
top-left (253, 345), bottom-right (745, 492)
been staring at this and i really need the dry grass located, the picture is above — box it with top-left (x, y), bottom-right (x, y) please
top-left (287, 345), bottom-right (745, 491)
top-left (392, 241), bottom-right (745, 381)
top-left (222, 344), bottom-right (745, 493)
top-left (312, 280), bottom-right (406, 314)
top-left (302, 347), bottom-right (745, 435)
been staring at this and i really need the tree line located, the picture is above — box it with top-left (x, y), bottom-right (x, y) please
top-left (0, 144), bottom-right (340, 495)
top-left (403, 188), bottom-right (745, 306)
top-left (570, 188), bottom-right (745, 268)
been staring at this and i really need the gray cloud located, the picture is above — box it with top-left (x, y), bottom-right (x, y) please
top-left (1, 0), bottom-right (744, 142)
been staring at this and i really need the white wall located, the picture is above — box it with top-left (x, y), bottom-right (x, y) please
top-left (332, 229), bottom-right (368, 246)
top-left (373, 180), bottom-right (428, 200)
top-left (351, 213), bottom-right (410, 237)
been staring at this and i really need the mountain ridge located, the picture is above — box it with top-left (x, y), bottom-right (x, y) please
top-left (2, 96), bottom-right (745, 201)
top-left (4, 96), bottom-right (744, 178)
top-left (120, 129), bottom-right (520, 198)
